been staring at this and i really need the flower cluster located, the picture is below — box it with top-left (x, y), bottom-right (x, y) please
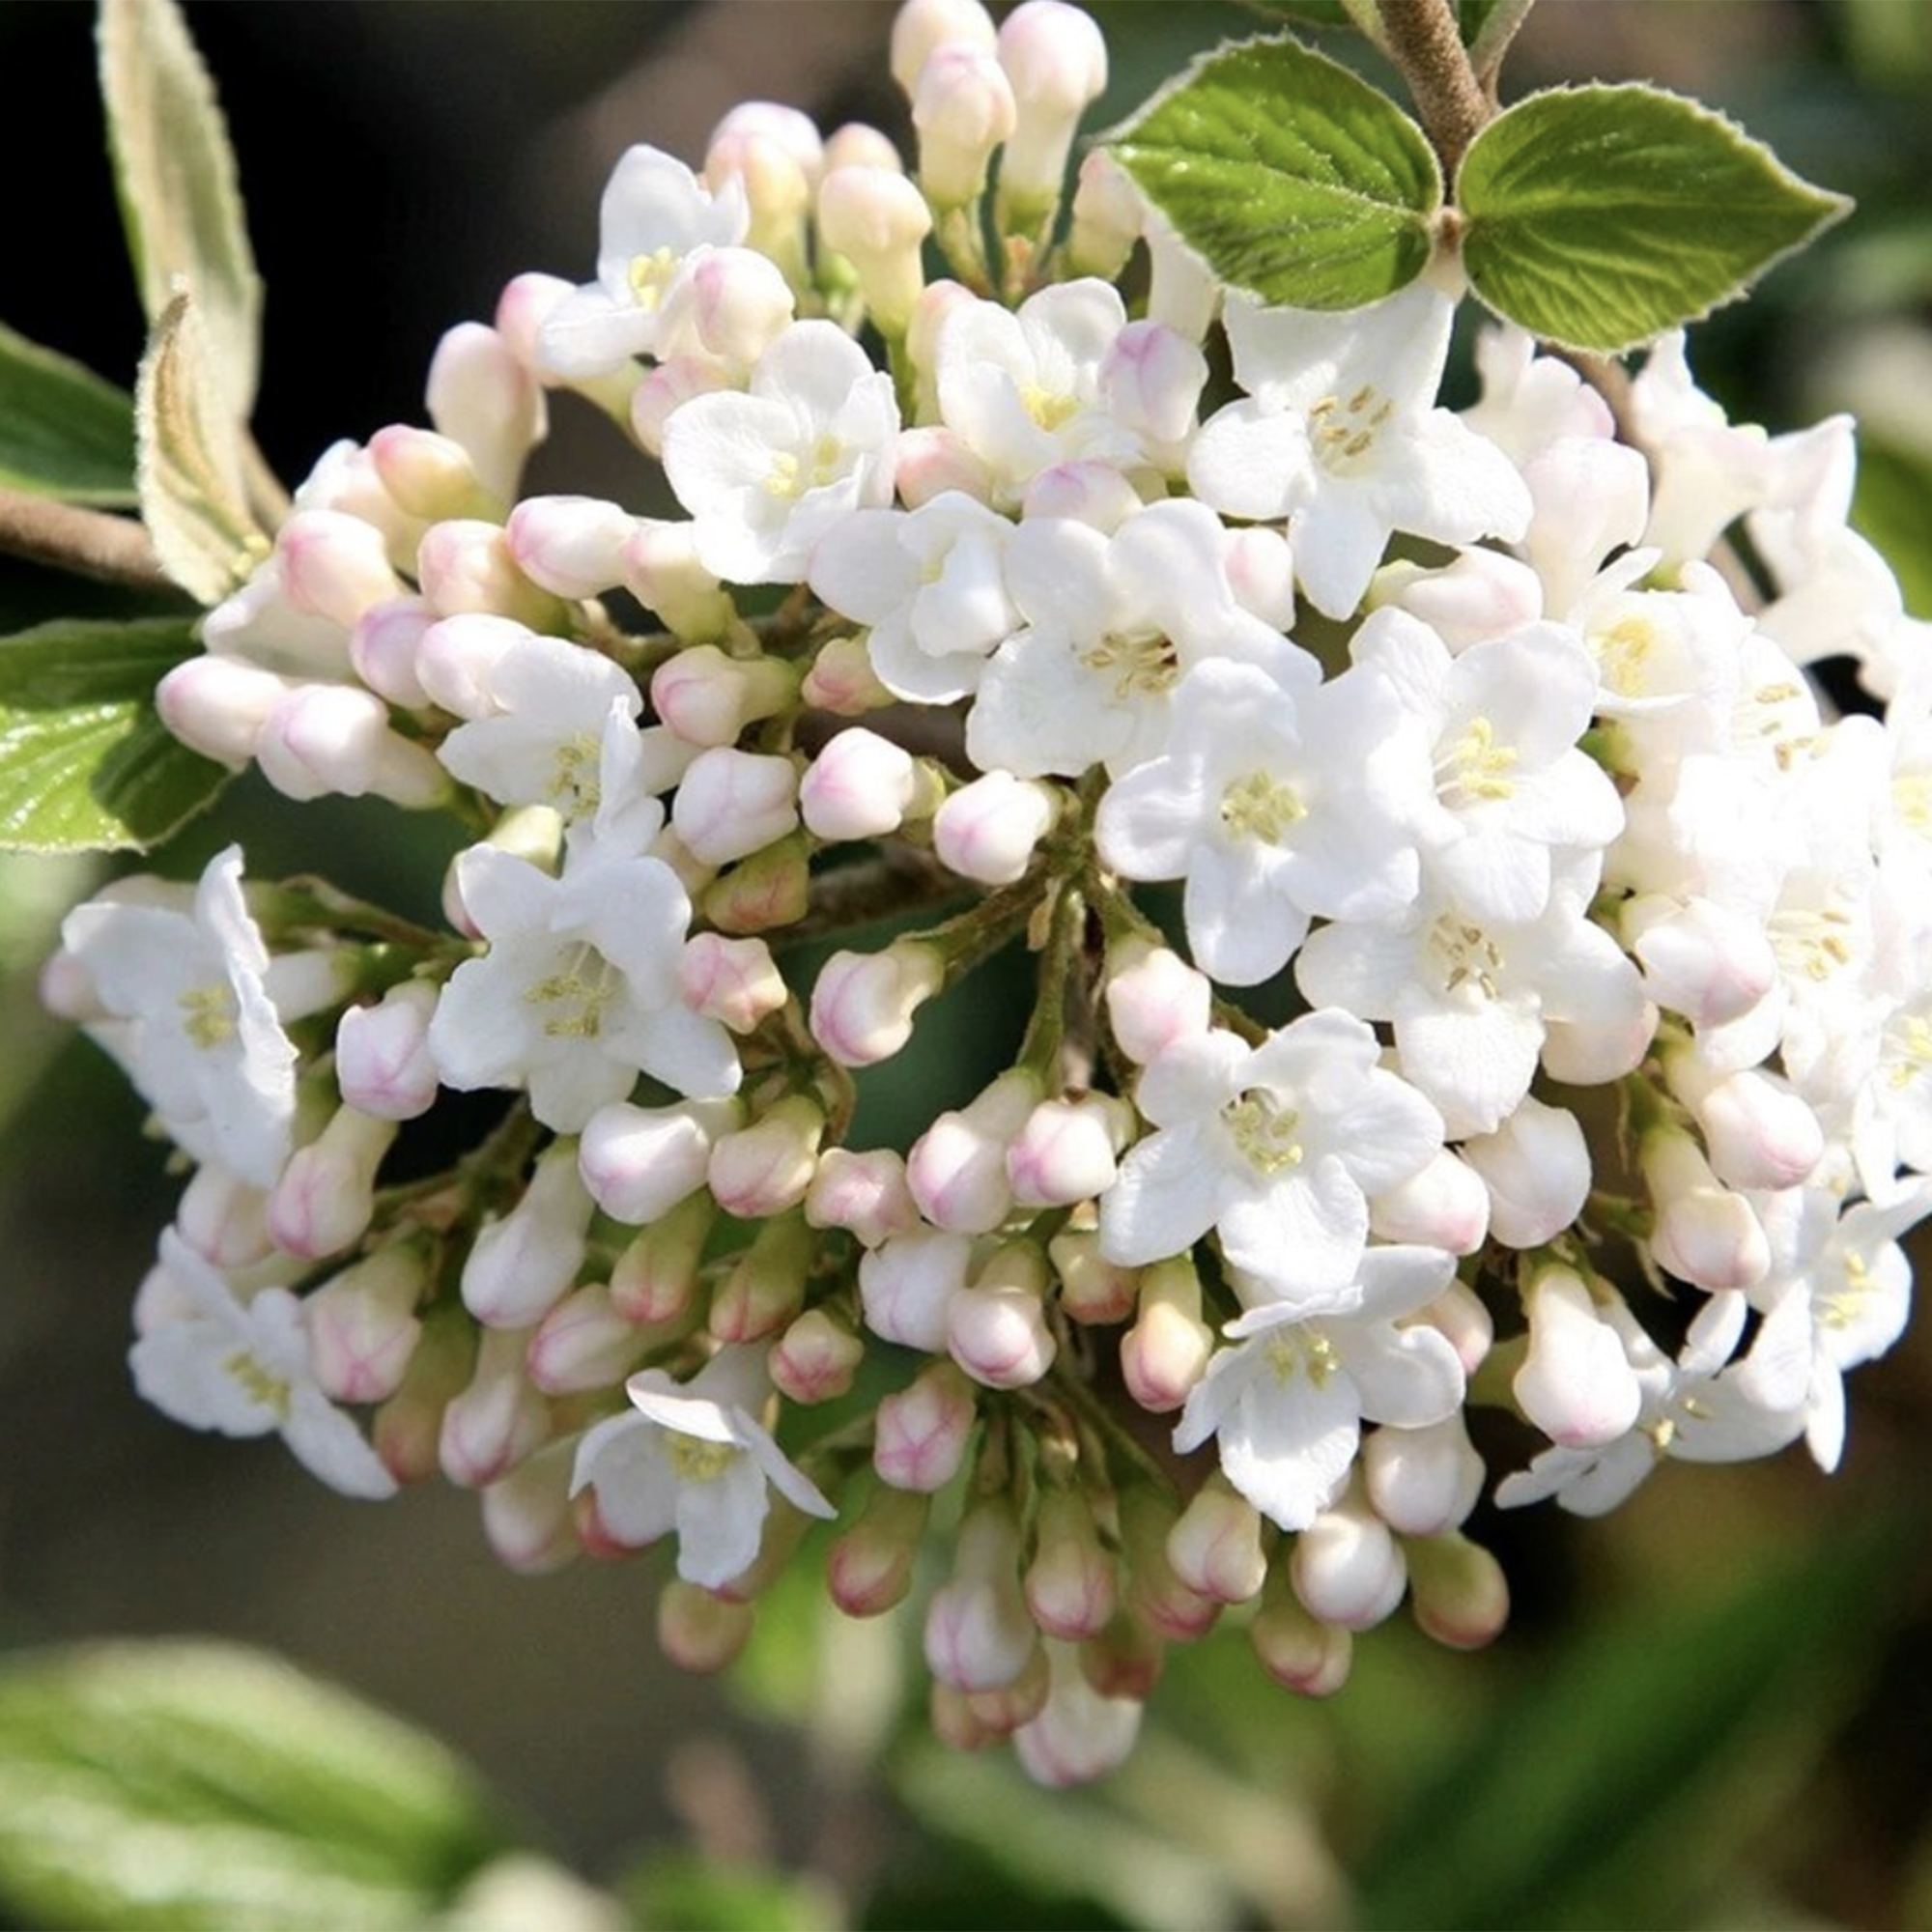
top-left (46, 0), bottom-right (1932, 1785)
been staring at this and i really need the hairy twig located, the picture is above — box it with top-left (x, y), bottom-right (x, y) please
top-left (1375, 0), bottom-right (1492, 183)
top-left (0, 485), bottom-right (178, 596)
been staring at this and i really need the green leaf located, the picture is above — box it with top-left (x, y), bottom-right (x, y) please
top-left (1457, 82), bottom-right (1852, 355)
top-left (1852, 434), bottom-right (1932, 617)
top-left (0, 613), bottom-right (230, 852)
top-left (98, 0), bottom-right (264, 421)
top-left (0, 321), bottom-right (136, 506)
top-left (0, 1640), bottom-right (514, 1932)
top-left (1105, 33), bottom-right (1442, 312)
top-left (136, 288), bottom-right (269, 606)
top-left (623, 1853), bottom-right (840, 1932)
top-left (1230, 0), bottom-right (1361, 31)
top-left (1354, 1513), bottom-right (1913, 1930)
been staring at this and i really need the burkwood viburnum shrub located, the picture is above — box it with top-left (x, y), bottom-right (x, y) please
top-left (14, 0), bottom-right (1927, 1784)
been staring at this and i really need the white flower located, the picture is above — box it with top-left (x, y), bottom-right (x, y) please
top-left (570, 1345), bottom-right (835, 1587)
top-left (1174, 1244), bottom-right (1463, 1532)
top-left (537, 146), bottom-right (750, 380)
top-left (663, 320), bottom-right (898, 584)
top-left (429, 838), bottom-right (739, 1132)
top-left (130, 1231), bottom-right (396, 1499)
top-left (60, 845), bottom-right (298, 1187)
top-left (1100, 1010), bottom-right (1445, 1306)
top-left (1094, 654), bottom-right (1430, 985)
top-left (1189, 283), bottom-right (1531, 620)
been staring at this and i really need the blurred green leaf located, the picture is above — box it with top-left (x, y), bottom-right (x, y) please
top-left (98, 0), bottom-right (264, 421)
top-left (623, 1852), bottom-right (838, 1932)
top-left (0, 614), bottom-right (229, 852)
top-left (0, 323), bottom-right (136, 507)
top-left (1230, 0), bottom-right (1359, 30)
top-left (1458, 84), bottom-right (1851, 354)
top-left (1852, 435), bottom-right (1932, 617)
top-left (0, 1640), bottom-right (515, 1932)
top-left (1105, 34), bottom-right (1441, 312)
top-left (1355, 1513), bottom-right (1916, 1930)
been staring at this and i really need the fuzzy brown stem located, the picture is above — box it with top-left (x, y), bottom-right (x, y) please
top-left (1376, 0), bottom-right (1493, 184)
top-left (0, 485), bottom-right (178, 596)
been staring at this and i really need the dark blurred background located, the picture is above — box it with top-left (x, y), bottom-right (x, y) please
top-left (2, 4), bottom-right (1931, 1926)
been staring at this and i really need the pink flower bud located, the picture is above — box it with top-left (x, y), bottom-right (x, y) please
top-left (1537, 998), bottom-right (1656, 1087)
top-left (873, 1360), bottom-right (979, 1492)
top-left (894, 425), bottom-right (993, 507)
top-left (800, 727), bottom-right (923, 841)
top-left (608, 1192), bottom-right (714, 1324)
top-left (1376, 547), bottom-right (1546, 649)
top-left (1066, 150), bottom-right (1141, 280)
top-left (1460, 1096), bottom-right (1590, 1250)
top-left (948, 1243), bottom-right (1056, 1389)
top-left (1100, 319), bottom-right (1204, 448)
top-left (825, 122), bottom-right (903, 175)
top-left (1643, 1126), bottom-right (1770, 1291)
top-left (1079, 1613), bottom-right (1166, 1702)
top-left (891, 0), bottom-right (998, 97)
top-left (1683, 1064), bottom-right (1823, 1192)
top-left (1121, 1256), bottom-right (1213, 1413)
top-left (1119, 1486), bottom-right (1219, 1642)
top-left (913, 45), bottom-right (1016, 208)
top-left (1250, 1578), bottom-right (1352, 1697)
top-left (1025, 1488), bottom-right (1117, 1641)
top-left (1007, 1094), bottom-right (1128, 1209)
top-left (461, 1143), bottom-right (595, 1327)
top-left (1048, 1226), bottom-right (1138, 1325)
top-left (413, 611), bottom-right (529, 720)
top-left (1166, 1475), bottom-right (1268, 1605)
top-left (1415, 1281), bottom-right (1494, 1380)
top-left (627, 524), bottom-right (734, 644)
top-left (256, 685), bottom-right (450, 808)
top-left (415, 519), bottom-right (557, 629)
top-left (335, 980), bottom-right (440, 1121)
top-left (268, 1106), bottom-right (397, 1260)
top-left (1514, 1266), bottom-right (1642, 1448)
top-left (671, 747), bottom-right (799, 865)
top-left (678, 932), bottom-right (787, 1035)
top-left (1225, 526), bottom-right (1297, 631)
top-left (924, 1502), bottom-right (1038, 1692)
top-left (995, 0), bottom-right (1108, 209)
top-left (1104, 945), bottom-right (1211, 1065)
top-left (1406, 1531), bottom-right (1511, 1651)
top-left (933, 771), bottom-right (1057, 885)
top-left (906, 278), bottom-right (979, 414)
top-left (698, 837), bottom-right (810, 935)
top-left (306, 1244), bottom-right (428, 1405)
top-left (650, 644), bottom-right (797, 749)
top-left (810, 940), bottom-right (945, 1066)
top-left (348, 598), bottom-right (435, 709)
top-left (155, 656), bottom-right (290, 766)
top-left (526, 1284), bottom-right (649, 1395)
top-left (175, 1162), bottom-right (274, 1269)
top-left (278, 509), bottom-right (404, 628)
top-left (481, 1440), bottom-right (578, 1575)
top-left (708, 1210), bottom-right (814, 1344)
top-left (666, 246), bottom-right (796, 368)
top-left (960, 1645), bottom-right (1051, 1738)
top-left (860, 1226), bottom-right (974, 1350)
top-left (828, 1483), bottom-right (930, 1616)
top-left (630, 358), bottom-right (732, 460)
top-left (439, 1325), bottom-right (551, 1488)
top-left (1629, 895), bottom-right (1777, 1029)
top-left (369, 426), bottom-right (493, 524)
top-left (1363, 1415), bottom-right (1485, 1538)
top-left (1520, 436), bottom-right (1650, 618)
top-left (1019, 458), bottom-right (1141, 530)
top-left (1369, 1148), bottom-right (1491, 1255)
top-left (371, 1313), bottom-right (471, 1485)
top-left (806, 1147), bottom-right (922, 1249)
top-left (1291, 1497), bottom-right (1407, 1632)
top-left (706, 1095), bottom-right (824, 1219)
top-left (1013, 1640), bottom-right (1145, 1787)
top-left (770, 1307), bottom-right (865, 1405)
top-left (816, 166), bottom-right (933, 334)
top-left (909, 1068), bottom-right (1039, 1235)
top-left (657, 1580), bottom-right (756, 1674)
top-left (504, 495), bottom-right (638, 599)
top-left (801, 633), bottom-right (896, 714)
top-left (709, 99), bottom-right (826, 189)
top-left (426, 318), bottom-right (545, 501)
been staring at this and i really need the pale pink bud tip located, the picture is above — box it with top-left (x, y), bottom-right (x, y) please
top-left (810, 941), bottom-right (945, 1067)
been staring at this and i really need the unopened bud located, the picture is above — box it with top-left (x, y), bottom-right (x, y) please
top-left (440, 1325), bottom-right (551, 1489)
top-left (961, 1643), bottom-right (1052, 1737)
top-left (578, 1097), bottom-right (728, 1226)
top-left (913, 45), bottom-right (1016, 209)
top-left (800, 726), bottom-right (930, 841)
top-left (268, 1105), bottom-right (397, 1261)
top-left (371, 1311), bottom-right (472, 1485)
top-left (651, 644), bottom-right (797, 749)
top-left (154, 655), bottom-right (290, 766)
top-left (924, 1501), bottom-right (1038, 1692)
top-left (1643, 1124), bottom-right (1770, 1291)
top-left (894, 425), bottom-right (994, 507)
top-left (1014, 1640), bottom-right (1144, 1786)
top-left (256, 685), bottom-right (451, 808)
top-left (1628, 895), bottom-right (1778, 1030)
top-left (1166, 1474), bottom-right (1268, 1605)
top-left (278, 509), bottom-right (405, 628)
top-left (663, 245), bottom-right (796, 368)
top-left (801, 633), bottom-right (895, 714)
top-left (1066, 149), bottom-right (1141, 281)
top-left (828, 1482), bottom-right (930, 1616)
top-left (807, 1147), bottom-right (922, 1249)
top-left (907, 1068), bottom-right (1037, 1234)
top-left (700, 834), bottom-right (810, 934)
top-left (527, 1284), bottom-right (649, 1395)
top-left (995, 1), bottom-right (1108, 214)
top-left (461, 1142), bottom-right (595, 1328)
top-left (860, 1227), bottom-right (973, 1350)
top-left (1007, 1093), bottom-right (1129, 1208)
top-left (708, 1209), bottom-right (814, 1344)
top-left (658, 1580), bottom-right (756, 1674)
top-left (1538, 998), bottom-right (1657, 1087)
top-left (670, 747), bottom-right (800, 865)
top-left (892, 0), bottom-right (998, 97)
top-left (1025, 1486), bottom-right (1117, 1641)
top-left (503, 495), bottom-right (638, 599)
top-left (481, 1439), bottom-right (579, 1575)
top-left (1105, 944), bottom-right (1210, 1065)
top-left (1370, 1148), bottom-right (1491, 1254)
top-left (335, 980), bottom-right (440, 1121)
top-left (1377, 545), bottom-right (1546, 650)
top-left (874, 1360), bottom-right (979, 1492)
top-left (934, 771), bottom-right (1057, 885)
top-left (1100, 319), bottom-right (1204, 450)
top-left (708, 1095), bottom-right (825, 1218)
top-left (306, 1243), bottom-right (427, 1405)
top-left (175, 1162), bottom-right (274, 1269)
top-left (1250, 1569), bottom-right (1352, 1696)
top-left (1121, 1255), bottom-right (1213, 1412)
top-left (369, 426), bottom-right (494, 524)
top-left (1460, 1096), bottom-right (1589, 1250)
top-left (810, 939), bottom-right (945, 1066)
top-left (1049, 1226), bottom-right (1138, 1325)
top-left (948, 1242), bottom-right (1056, 1388)
top-left (816, 166), bottom-right (933, 334)
top-left (416, 519), bottom-right (560, 630)
top-left (1119, 1486), bottom-right (1219, 1642)
top-left (624, 520), bottom-right (735, 639)
top-left (426, 317), bottom-right (545, 501)
top-left (608, 1191), bottom-right (714, 1324)
top-left (1680, 1062), bottom-right (1823, 1192)
top-left (1225, 526), bottom-right (1297, 631)
top-left (770, 1307), bottom-right (865, 1405)
top-left (1291, 1495), bottom-right (1407, 1632)
top-left (1514, 1266), bottom-right (1642, 1448)
top-left (1406, 1531), bottom-right (1511, 1651)
top-left (414, 611), bottom-right (529, 720)
top-left (630, 356), bottom-right (731, 459)
top-left (1363, 1415), bottom-right (1485, 1538)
